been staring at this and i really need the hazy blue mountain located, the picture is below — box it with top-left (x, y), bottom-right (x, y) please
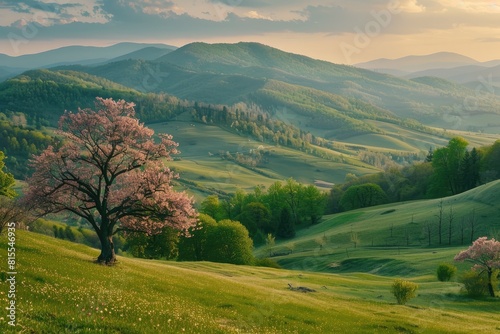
top-left (0, 66), bottom-right (26, 82)
top-left (63, 59), bottom-right (267, 103)
top-left (153, 43), bottom-right (500, 129)
top-left (356, 52), bottom-right (479, 73)
top-left (407, 64), bottom-right (500, 86)
top-left (0, 42), bottom-right (177, 69)
top-left (105, 47), bottom-right (175, 64)
top-left (357, 52), bottom-right (500, 88)
top-left (482, 59), bottom-right (500, 67)
top-left (22, 42), bottom-right (500, 132)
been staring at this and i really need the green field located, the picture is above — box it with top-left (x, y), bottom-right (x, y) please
top-left (144, 112), bottom-right (499, 200)
top-left (149, 119), bottom-right (379, 195)
top-left (261, 181), bottom-right (500, 274)
top-left (1, 231), bottom-right (499, 333)
top-left (2, 182), bottom-right (500, 333)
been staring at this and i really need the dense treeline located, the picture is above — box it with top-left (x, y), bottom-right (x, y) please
top-left (0, 116), bottom-right (53, 178)
top-left (253, 80), bottom-right (436, 139)
top-left (124, 178), bottom-right (326, 263)
top-left (191, 102), bottom-right (316, 150)
top-left (0, 70), bottom-right (189, 125)
top-left (328, 137), bottom-right (500, 213)
top-left (198, 178), bottom-right (327, 244)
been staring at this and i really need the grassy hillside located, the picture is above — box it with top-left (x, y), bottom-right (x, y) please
top-left (1, 231), bottom-right (499, 333)
top-left (262, 181), bottom-right (500, 274)
top-left (1, 68), bottom-right (497, 193)
top-left (155, 42), bottom-right (500, 130)
top-left (60, 42), bottom-right (500, 132)
top-left (70, 60), bottom-right (267, 104)
top-left (0, 69), bottom-right (185, 124)
top-left (150, 117), bottom-right (378, 195)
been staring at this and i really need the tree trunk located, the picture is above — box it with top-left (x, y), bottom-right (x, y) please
top-left (97, 233), bottom-right (116, 265)
top-left (487, 269), bottom-right (496, 297)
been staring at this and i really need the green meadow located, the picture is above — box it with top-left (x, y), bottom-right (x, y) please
top-left (149, 119), bottom-right (379, 194)
top-left (262, 181), bottom-right (500, 274)
top-left (2, 41), bottom-right (500, 334)
top-left (146, 112), bottom-right (498, 199)
top-left (1, 182), bottom-right (500, 333)
top-left (1, 231), bottom-right (499, 333)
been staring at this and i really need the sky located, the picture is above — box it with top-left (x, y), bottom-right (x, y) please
top-left (0, 0), bottom-right (499, 64)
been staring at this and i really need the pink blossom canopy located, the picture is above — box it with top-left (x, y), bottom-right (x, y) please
top-left (25, 97), bottom-right (197, 236)
top-left (454, 237), bottom-right (500, 271)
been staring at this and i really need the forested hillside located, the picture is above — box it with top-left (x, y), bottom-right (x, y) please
top-left (0, 117), bottom-right (52, 178)
top-left (1, 66), bottom-right (498, 187)
top-left (0, 69), bottom-right (188, 125)
top-left (69, 42), bottom-right (500, 132)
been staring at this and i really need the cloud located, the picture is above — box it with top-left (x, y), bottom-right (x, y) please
top-left (245, 11), bottom-right (272, 20)
top-left (399, 0), bottom-right (426, 13)
top-left (438, 0), bottom-right (500, 13)
top-left (0, 0), bottom-right (110, 27)
top-left (0, 0), bottom-right (81, 15)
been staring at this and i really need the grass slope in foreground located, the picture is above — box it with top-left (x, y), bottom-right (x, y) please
top-left (265, 181), bottom-right (500, 275)
top-left (0, 232), bottom-right (499, 333)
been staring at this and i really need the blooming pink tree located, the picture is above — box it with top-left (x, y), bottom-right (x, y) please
top-left (454, 237), bottom-right (500, 297)
top-left (25, 98), bottom-right (197, 264)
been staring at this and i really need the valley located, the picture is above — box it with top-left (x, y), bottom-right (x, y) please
top-left (1, 41), bottom-right (500, 333)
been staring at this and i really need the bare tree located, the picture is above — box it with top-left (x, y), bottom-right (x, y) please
top-left (435, 200), bottom-right (444, 245)
top-left (350, 231), bottom-right (360, 248)
top-left (448, 206), bottom-right (454, 245)
top-left (404, 226), bottom-right (410, 246)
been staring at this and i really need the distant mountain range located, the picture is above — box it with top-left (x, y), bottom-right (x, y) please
top-left (356, 52), bottom-right (500, 88)
top-left (2, 41), bottom-right (500, 189)
top-left (52, 42), bottom-right (500, 133)
top-left (2, 41), bottom-right (500, 136)
top-left (356, 52), bottom-right (480, 73)
top-left (0, 42), bottom-right (176, 81)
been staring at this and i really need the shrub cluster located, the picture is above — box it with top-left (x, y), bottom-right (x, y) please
top-left (391, 279), bottom-right (418, 305)
top-left (460, 270), bottom-right (498, 298)
top-left (436, 263), bottom-right (457, 282)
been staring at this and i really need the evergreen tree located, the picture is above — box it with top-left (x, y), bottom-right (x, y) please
top-left (469, 148), bottom-right (481, 189)
top-left (425, 147), bottom-right (434, 162)
top-left (58, 227), bottom-right (65, 240)
top-left (276, 207), bottom-right (295, 239)
top-left (64, 225), bottom-right (76, 242)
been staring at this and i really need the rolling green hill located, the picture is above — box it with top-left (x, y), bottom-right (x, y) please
top-left (149, 117), bottom-right (378, 197)
top-left (0, 69), bottom-right (383, 189)
top-left (155, 42), bottom-right (500, 130)
top-left (261, 180), bottom-right (500, 274)
top-left (65, 60), bottom-right (267, 104)
top-left (1, 230), bottom-right (499, 333)
top-left (0, 69), bottom-right (186, 124)
top-left (1, 68), bottom-right (498, 191)
top-left (65, 42), bottom-right (500, 133)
